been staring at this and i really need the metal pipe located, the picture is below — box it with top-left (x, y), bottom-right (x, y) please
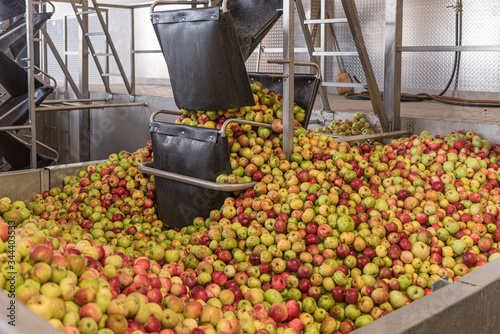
top-left (312, 51), bottom-right (358, 56)
top-left (282, 0), bottom-right (295, 160)
top-left (139, 161), bottom-right (257, 191)
top-left (26, 0), bottom-right (37, 169)
top-left (268, 60), bottom-right (322, 80)
top-left (219, 119), bottom-right (272, 137)
top-left (0, 100), bottom-right (28, 122)
top-left (36, 102), bottom-right (147, 112)
top-left (303, 18), bottom-right (348, 24)
top-left (0, 125), bottom-right (32, 131)
top-left (384, 0), bottom-right (403, 131)
top-left (34, 65), bottom-right (58, 87)
top-left (255, 43), bottom-right (262, 72)
top-left (150, 0), bottom-right (209, 16)
top-left (132, 50), bottom-right (163, 54)
top-left (45, 0), bottom-right (56, 14)
top-left (42, 98), bottom-right (107, 104)
top-left (23, 135), bottom-right (60, 162)
top-left (131, 7), bottom-right (136, 96)
top-left (322, 82), bottom-right (365, 88)
top-left (0, 23), bottom-right (26, 42)
top-left (150, 109), bottom-right (182, 123)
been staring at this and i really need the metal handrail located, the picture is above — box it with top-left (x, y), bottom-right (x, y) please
top-left (0, 23), bottom-right (26, 42)
top-left (267, 60), bottom-right (322, 80)
top-left (23, 135), bottom-right (60, 163)
top-left (150, 0), bottom-right (210, 16)
top-left (45, 0), bottom-right (56, 14)
top-left (139, 161), bottom-right (257, 191)
top-left (34, 65), bottom-right (58, 87)
top-left (0, 100), bottom-right (27, 122)
top-left (150, 109), bottom-right (182, 123)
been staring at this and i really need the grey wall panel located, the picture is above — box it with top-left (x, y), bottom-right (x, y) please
top-left (0, 170), bottom-right (48, 203)
top-left (88, 93), bottom-right (178, 161)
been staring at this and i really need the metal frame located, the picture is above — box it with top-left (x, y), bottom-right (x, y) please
top-left (297, 0), bottom-right (389, 132)
top-left (384, 0), bottom-right (500, 131)
top-left (27, 0), bottom-right (37, 169)
top-left (280, 0), bottom-right (295, 160)
top-left (138, 111), bottom-right (269, 191)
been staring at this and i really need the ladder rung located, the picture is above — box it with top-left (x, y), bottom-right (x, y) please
top-left (101, 73), bottom-right (121, 77)
top-left (304, 18), bottom-right (348, 24)
top-left (322, 82), bottom-right (366, 88)
top-left (313, 51), bottom-right (358, 56)
top-left (93, 53), bottom-right (113, 57)
top-left (85, 32), bottom-right (104, 36)
top-left (76, 10), bottom-right (97, 15)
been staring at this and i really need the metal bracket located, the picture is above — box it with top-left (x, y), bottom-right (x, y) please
top-left (432, 276), bottom-right (453, 292)
top-left (139, 161), bottom-right (256, 192)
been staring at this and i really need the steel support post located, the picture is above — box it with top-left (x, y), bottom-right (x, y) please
top-left (79, 0), bottom-right (90, 161)
top-left (320, 0), bottom-right (326, 90)
top-left (384, 0), bottom-right (403, 131)
top-left (130, 8), bottom-right (136, 96)
top-left (282, 0), bottom-right (295, 160)
top-left (26, 0), bottom-right (37, 169)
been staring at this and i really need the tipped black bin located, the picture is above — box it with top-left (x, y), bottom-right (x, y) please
top-left (219, 0), bottom-right (283, 61)
top-left (248, 72), bottom-right (321, 128)
top-left (151, 5), bottom-right (254, 111)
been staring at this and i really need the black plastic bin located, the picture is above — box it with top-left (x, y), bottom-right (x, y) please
top-left (151, 3), bottom-right (254, 111)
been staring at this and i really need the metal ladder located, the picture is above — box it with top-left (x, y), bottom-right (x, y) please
top-left (296, 0), bottom-right (389, 132)
top-left (69, 0), bottom-right (132, 95)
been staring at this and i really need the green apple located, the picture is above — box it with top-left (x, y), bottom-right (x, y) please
top-left (78, 317), bottom-right (99, 334)
top-left (389, 290), bottom-right (406, 309)
top-left (161, 309), bottom-right (179, 329)
top-left (51, 297), bottom-right (67, 320)
top-left (63, 311), bottom-right (81, 327)
top-left (41, 282), bottom-right (62, 298)
top-left (134, 302), bottom-right (151, 324)
top-left (406, 285), bottom-right (425, 301)
top-left (107, 299), bottom-right (129, 317)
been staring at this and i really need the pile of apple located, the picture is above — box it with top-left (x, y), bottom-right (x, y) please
top-left (3, 97), bottom-right (500, 334)
top-left (175, 82), bottom-right (306, 130)
top-left (315, 113), bottom-right (377, 137)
